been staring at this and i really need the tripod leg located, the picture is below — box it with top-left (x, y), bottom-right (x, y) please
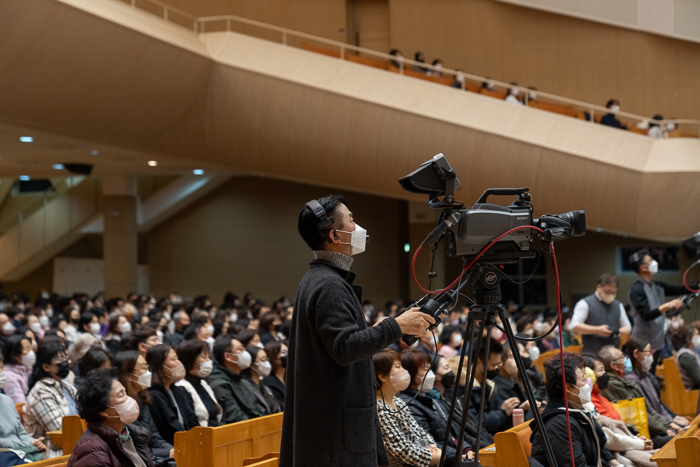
top-left (498, 308), bottom-right (559, 467)
top-left (439, 317), bottom-right (474, 467)
top-left (471, 319), bottom-right (493, 461)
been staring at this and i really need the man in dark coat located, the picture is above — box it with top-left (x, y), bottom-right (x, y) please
top-left (280, 195), bottom-right (433, 467)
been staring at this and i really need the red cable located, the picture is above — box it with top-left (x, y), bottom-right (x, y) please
top-left (550, 242), bottom-right (576, 467)
top-left (683, 261), bottom-right (700, 293)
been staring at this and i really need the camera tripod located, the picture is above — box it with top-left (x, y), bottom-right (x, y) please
top-left (431, 263), bottom-right (559, 467)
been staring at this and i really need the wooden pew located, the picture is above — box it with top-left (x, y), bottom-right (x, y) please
top-left (243, 452), bottom-right (279, 466)
top-left (478, 420), bottom-right (532, 467)
top-left (45, 415), bottom-right (86, 455)
top-left (533, 349), bottom-right (559, 378)
top-left (660, 357), bottom-right (699, 418)
top-left (25, 454), bottom-right (70, 466)
top-left (15, 402), bottom-right (24, 425)
top-left (651, 412), bottom-right (700, 467)
top-left (175, 413), bottom-right (283, 467)
top-left (243, 458), bottom-right (279, 467)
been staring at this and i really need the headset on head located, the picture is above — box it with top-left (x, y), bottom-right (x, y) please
top-left (629, 249), bottom-right (648, 269)
top-left (305, 200), bottom-right (335, 243)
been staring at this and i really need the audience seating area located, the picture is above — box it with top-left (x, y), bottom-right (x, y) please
top-left (651, 412), bottom-right (700, 467)
top-left (660, 357), bottom-right (700, 418)
top-left (479, 420), bottom-right (532, 467)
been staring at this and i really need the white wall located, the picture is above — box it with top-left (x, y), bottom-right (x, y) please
top-left (53, 258), bottom-right (149, 296)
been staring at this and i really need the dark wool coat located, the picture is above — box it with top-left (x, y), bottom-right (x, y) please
top-left (279, 259), bottom-right (403, 467)
top-left (147, 385), bottom-right (200, 446)
top-left (68, 422), bottom-right (155, 467)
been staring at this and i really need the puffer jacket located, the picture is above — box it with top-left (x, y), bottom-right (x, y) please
top-left (68, 421), bottom-right (155, 467)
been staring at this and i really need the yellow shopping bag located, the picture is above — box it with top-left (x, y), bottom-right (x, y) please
top-left (612, 397), bottom-right (651, 439)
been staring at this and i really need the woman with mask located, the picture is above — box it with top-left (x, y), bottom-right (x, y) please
top-left (373, 349), bottom-right (441, 467)
top-left (114, 350), bottom-right (174, 461)
top-left (530, 353), bottom-right (620, 467)
top-left (582, 355), bottom-right (621, 421)
top-left (492, 346), bottom-right (543, 422)
top-left (145, 344), bottom-right (199, 445)
top-left (68, 369), bottom-right (155, 467)
top-left (437, 326), bottom-right (461, 359)
top-left (104, 313), bottom-right (130, 356)
top-left (243, 346), bottom-right (280, 416)
top-left (623, 337), bottom-right (689, 431)
top-left (0, 366), bottom-right (47, 461)
top-left (258, 312), bottom-right (282, 345)
top-left (397, 349), bottom-right (475, 466)
top-left (78, 313), bottom-right (102, 339)
top-left (175, 339), bottom-right (222, 427)
top-left (263, 341), bottom-right (287, 410)
top-left (671, 324), bottom-right (700, 389)
top-left (2, 334), bottom-right (34, 403)
top-left (23, 342), bottom-right (78, 457)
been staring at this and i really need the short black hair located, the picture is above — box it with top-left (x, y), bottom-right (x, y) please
top-left (606, 99), bottom-right (619, 108)
top-left (76, 369), bottom-right (118, 423)
top-left (176, 339), bottom-right (210, 372)
top-left (297, 195), bottom-right (347, 250)
top-left (478, 338), bottom-right (503, 362)
top-left (78, 312), bottom-right (96, 332)
top-left (629, 249), bottom-right (650, 273)
top-left (213, 334), bottom-right (234, 366)
top-left (78, 347), bottom-right (112, 377)
top-left (120, 327), bottom-right (157, 351)
top-left (516, 315), bottom-right (535, 333)
top-left (183, 322), bottom-right (205, 341)
top-left (439, 325), bottom-right (461, 346)
top-left (544, 353), bottom-right (585, 399)
top-left (2, 334), bottom-right (30, 366)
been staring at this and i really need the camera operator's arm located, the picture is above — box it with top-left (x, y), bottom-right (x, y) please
top-left (659, 281), bottom-right (697, 296)
top-left (313, 284), bottom-right (425, 367)
top-left (618, 303), bottom-right (631, 337)
top-left (629, 281), bottom-right (680, 321)
top-left (570, 300), bottom-right (613, 337)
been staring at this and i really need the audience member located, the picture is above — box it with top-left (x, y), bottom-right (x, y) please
top-left (388, 48), bottom-right (404, 68)
top-left (103, 313), bottom-right (129, 355)
top-left (526, 86), bottom-right (538, 105)
top-left (76, 347), bottom-right (112, 384)
top-left (437, 326), bottom-right (461, 358)
top-left (581, 354), bottom-right (620, 421)
top-left (416, 329), bottom-right (437, 357)
top-left (145, 344), bottom-right (199, 445)
top-left (263, 341), bottom-right (287, 410)
top-left (412, 52), bottom-right (428, 73)
top-left (243, 345), bottom-right (280, 416)
top-left (505, 83), bottom-right (523, 105)
top-left (428, 59), bottom-right (444, 78)
top-left (176, 339), bottom-right (222, 427)
top-left (258, 312), bottom-right (283, 345)
top-left (530, 353), bottom-right (620, 467)
top-left (647, 114), bottom-right (665, 138)
top-left (0, 384), bottom-right (46, 461)
top-left (207, 335), bottom-right (261, 423)
top-left (601, 99), bottom-right (627, 130)
top-left (163, 311), bottom-right (189, 348)
top-left (373, 349), bottom-right (441, 467)
top-left (671, 324), bottom-right (700, 389)
top-left (23, 342), bottom-right (77, 457)
top-left (114, 350), bottom-right (174, 460)
top-left (69, 369), bottom-right (155, 467)
top-left (2, 334), bottom-right (33, 403)
top-left (122, 327), bottom-right (160, 358)
top-left (68, 332), bottom-right (102, 373)
top-left (493, 346), bottom-right (542, 422)
top-left (451, 69), bottom-right (465, 89)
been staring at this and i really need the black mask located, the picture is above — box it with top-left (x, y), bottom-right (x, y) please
top-left (441, 371), bottom-right (456, 389)
top-left (596, 372), bottom-right (610, 390)
top-left (486, 368), bottom-right (500, 380)
top-left (55, 361), bottom-right (71, 379)
top-left (280, 355), bottom-right (288, 369)
top-left (521, 357), bottom-right (532, 369)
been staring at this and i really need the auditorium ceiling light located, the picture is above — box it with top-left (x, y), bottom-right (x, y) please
top-left (19, 175), bottom-right (30, 181)
top-left (53, 164), bottom-right (64, 170)
top-left (19, 136), bottom-right (33, 143)
top-left (91, 150), bottom-right (100, 156)
top-left (193, 169), bottom-right (204, 175)
top-left (148, 160), bottom-right (158, 167)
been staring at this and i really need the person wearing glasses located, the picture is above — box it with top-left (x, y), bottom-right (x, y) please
top-left (22, 342), bottom-right (78, 458)
top-left (628, 249), bottom-right (692, 374)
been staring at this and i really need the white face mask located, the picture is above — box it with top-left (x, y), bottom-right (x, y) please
top-left (667, 123), bottom-right (676, 131)
top-left (255, 360), bottom-right (272, 377)
top-left (600, 293), bottom-right (616, 305)
top-left (491, 328), bottom-right (503, 341)
top-left (390, 369), bottom-right (411, 392)
top-left (231, 351), bottom-right (251, 370)
top-left (156, 330), bottom-right (163, 343)
top-left (692, 336), bottom-right (700, 348)
top-left (337, 224), bottom-right (368, 256)
top-left (451, 334), bottom-right (462, 346)
top-left (528, 346), bottom-right (540, 362)
top-left (0, 371), bottom-right (6, 389)
top-left (131, 370), bottom-right (152, 389)
top-left (2, 322), bottom-right (15, 336)
top-left (511, 88), bottom-right (519, 97)
top-left (39, 316), bottom-right (50, 329)
top-left (119, 321), bottom-right (132, 334)
top-left (611, 105), bottom-right (620, 113)
top-left (529, 91), bottom-right (537, 100)
top-left (647, 260), bottom-right (659, 274)
top-left (207, 325), bottom-right (215, 335)
top-left (30, 322), bottom-right (42, 335)
top-left (22, 350), bottom-right (36, 369)
top-left (230, 313), bottom-right (238, 323)
top-left (46, 307), bottom-right (54, 318)
top-left (206, 336), bottom-right (215, 351)
top-left (90, 322), bottom-right (101, 336)
top-left (533, 321), bottom-right (545, 333)
top-left (642, 354), bottom-right (653, 372)
top-left (196, 360), bottom-right (213, 378)
top-left (573, 381), bottom-right (593, 403)
top-left (524, 329), bottom-right (534, 337)
top-left (255, 342), bottom-right (264, 349)
top-left (419, 370), bottom-right (436, 393)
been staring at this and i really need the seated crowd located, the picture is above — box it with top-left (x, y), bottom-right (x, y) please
top-left (0, 288), bottom-right (696, 466)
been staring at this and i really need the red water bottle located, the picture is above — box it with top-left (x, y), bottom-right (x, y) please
top-left (512, 408), bottom-right (525, 426)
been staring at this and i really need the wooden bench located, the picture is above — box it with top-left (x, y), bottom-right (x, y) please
top-left (479, 420), bottom-right (532, 467)
top-left (243, 452), bottom-right (280, 466)
top-left (174, 413), bottom-right (283, 467)
top-left (651, 412), bottom-right (700, 467)
top-left (15, 402), bottom-right (24, 424)
top-left (25, 454), bottom-right (70, 466)
top-left (243, 458), bottom-right (278, 467)
top-left (533, 346), bottom-right (583, 381)
top-left (529, 101), bottom-right (578, 118)
top-left (660, 357), bottom-right (699, 418)
top-left (45, 415), bottom-right (86, 455)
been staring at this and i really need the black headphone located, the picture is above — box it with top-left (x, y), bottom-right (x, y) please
top-left (305, 200), bottom-right (335, 243)
top-left (629, 249), bottom-right (648, 269)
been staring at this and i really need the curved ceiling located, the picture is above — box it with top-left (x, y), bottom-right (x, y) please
top-left (1, 0), bottom-right (699, 242)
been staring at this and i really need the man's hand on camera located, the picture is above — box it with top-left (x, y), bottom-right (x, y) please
top-left (660, 298), bottom-right (684, 314)
top-left (395, 307), bottom-right (435, 336)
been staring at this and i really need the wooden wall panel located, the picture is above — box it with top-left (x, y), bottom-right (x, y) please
top-left (387, 0), bottom-right (700, 121)
top-left (147, 177), bottom-right (406, 306)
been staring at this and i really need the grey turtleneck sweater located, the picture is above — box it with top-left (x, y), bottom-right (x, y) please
top-left (313, 250), bottom-right (353, 271)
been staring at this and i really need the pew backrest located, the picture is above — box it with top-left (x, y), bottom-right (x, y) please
top-left (660, 357), bottom-right (700, 418)
top-left (651, 412), bottom-right (700, 467)
top-left (25, 454), bottom-right (70, 466)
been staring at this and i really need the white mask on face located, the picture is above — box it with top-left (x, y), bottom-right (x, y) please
top-left (511, 88), bottom-right (519, 97)
top-left (46, 307), bottom-right (54, 318)
top-left (451, 334), bottom-right (462, 346)
top-left (206, 336), bottom-right (215, 350)
top-left (611, 105), bottom-right (620, 113)
top-left (90, 322), bottom-right (102, 336)
top-left (255, 360), bottom-right (272, 377)
top-left (196, 360), bottom-right (213, 378)
top-left (390, 369), bottom-right (411, 392)
top-left (255, 342), bottom-right (264, 349)
top-left (667, 123), bottom-right (676, 131)
top-left (491, 328), bottom-right (503, 341)
top-left (529, 91), bottom-right (537, 100)
top-left (156, 330), bottom-right (163, 343)
top-left (30, 322), bottom-right (42, 335)
top-left (528, 346), bottom-right (540, 362)
top-left (647, 260), bottom-right (659, 274)
top-left (232, 351), bottom-right (251, 370)
top-left (524, 329), bottom-right (534, 337)
top-left (207, 325), bottom-right (214, 335)
top-left (39, 316), bottom-right (50, 329)
top-left (119, 321), bottom-right (132, 334)
top-left (131, 370), bottom-right (152, 389)
top-left (692, 336), bottom-right (700, 348)
top-left (2, 322), bottom-right (15, 336)
top-left (419, 370), bottom-right (436, 393)
top-left (642, 354), bottom-right (653, 372)
top-left (337, 224), bottom-right (368, 256)
top-left (573, 381), bottom-right (593, 403)
top-left (22, 350), bottom-right (36, 370)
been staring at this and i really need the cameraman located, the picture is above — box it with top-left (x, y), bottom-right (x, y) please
top-left (280, 195), bottom-right (434, 467)
top-left (570, 273), bottom-right (631, 355)
top-left (628, 249), bottom-right (689, 375)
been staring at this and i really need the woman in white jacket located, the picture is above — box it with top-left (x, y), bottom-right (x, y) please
top-left (175, 339), bottom-right (222, 426)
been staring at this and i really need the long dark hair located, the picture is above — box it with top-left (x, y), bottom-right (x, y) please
top-left (114, 350), bottom-right (151, 404)
top-left (243, 345), bottom-right (278, 411)
top-left (2, 334), bottom-right (30, 366)
top-left (29, 342), bottom-right (66, 389)
top-left (146, 344), bottom-right (172, 388)
top-left (622, 336), bottom-right (648, 376)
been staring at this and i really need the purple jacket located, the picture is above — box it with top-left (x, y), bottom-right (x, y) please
top-left (4, 364), bottom-right (28, 404)
top-left (68, 421), bottom-right (155, 467)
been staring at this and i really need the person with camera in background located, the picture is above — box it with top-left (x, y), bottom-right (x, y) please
top-left (628, 249), bottom-right (692, 375)
top-left (570, 273), bottom-right (631, 355)
top-left (280, 195), bottom-right (434, 467)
